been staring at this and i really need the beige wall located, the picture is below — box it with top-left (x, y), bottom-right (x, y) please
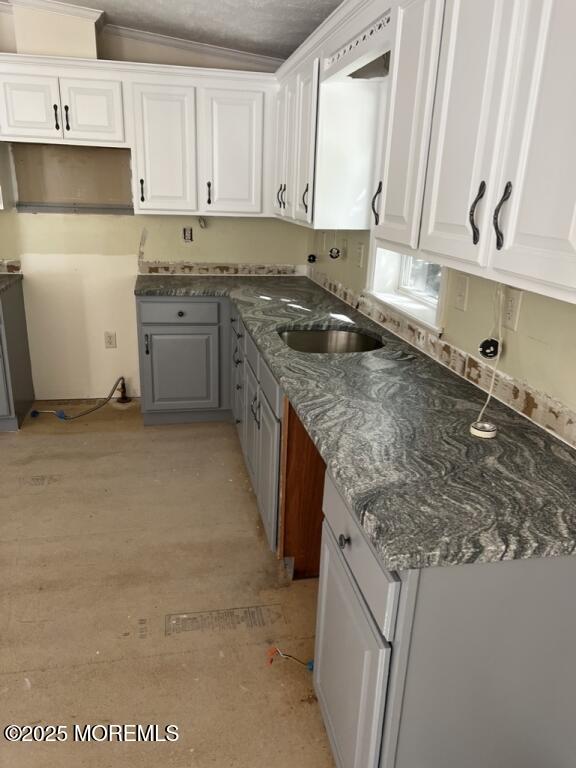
top-left (0, 5), bottom-right (15, 53)
top-left (12, 6), bottom-right (98, 58)
top-left (1, 211), bottom-right (310, 399)
top-left (311, 229), bottom-right (371, 293)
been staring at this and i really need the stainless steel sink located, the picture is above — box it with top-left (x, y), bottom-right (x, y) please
top-left (279, 328), bottom-right (383, 353)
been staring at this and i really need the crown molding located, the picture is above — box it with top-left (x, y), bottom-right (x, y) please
top-left (10, 0), bottom-right (103, 23)
top-left (0, 51), bottom-right (279, 84)
top-left (101, 24), bottom-right (284, 73)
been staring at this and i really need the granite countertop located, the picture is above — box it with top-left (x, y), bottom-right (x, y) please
top-left (135, 275), bottom-right (576, 571)
top-left (0, 274), bottom-right (22, 295)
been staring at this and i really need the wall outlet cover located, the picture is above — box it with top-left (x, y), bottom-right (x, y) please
top-left (503, 288), bottom-right (523, 331)
top-left (104, 331), bottom-right (117, 349)
top-left (454, 274), bottom-right (469, 312)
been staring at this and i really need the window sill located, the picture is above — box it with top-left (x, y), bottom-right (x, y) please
top-left (368, 290), bottom-right (443, 334)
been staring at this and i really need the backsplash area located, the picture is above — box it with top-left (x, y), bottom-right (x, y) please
top-left (309, 265), bottom-right (576, 449)
top-left (139, 261), bottom-right (304, 276)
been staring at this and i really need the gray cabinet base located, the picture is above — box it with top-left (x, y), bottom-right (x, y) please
top-left (142, 409), bottom-right (233, 426)
top-left (0, 415), bottom-right (19, 432)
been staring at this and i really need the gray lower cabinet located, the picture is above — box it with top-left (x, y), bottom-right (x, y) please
top-left (137, 297), bottom-right (231, 424)
top-left (0, 279), bottom-right (34, 432)
top-left (142, 325), bottom-right (219, 411)
top-left (257, 392), bottom-right (281, 550)
top-left (314, 521), bottom-right (391, 768)
top-left (231, 317), bottom-right (245, 446)
top-left (244, 360), bottom-right (260, 488)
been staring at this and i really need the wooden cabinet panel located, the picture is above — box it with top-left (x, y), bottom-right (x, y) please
top-left (142, 325), bottom-right (219, 411)
top-left (198, 88), bottom-right (263, 213)
top-left (58, 78), bottom-right (124, 142)
top-left (374, 0), bottom-right (444, 248)
top-left (314, 522), bottom-right (391, 768)
top-left (420, 0), bottom-right (517, 266)
top-left (490, 0), bottom-right (576, 290)
top-left (0, 74), bottom-right (61, 138)
top-left (133, 84), bottom-right (197, 212)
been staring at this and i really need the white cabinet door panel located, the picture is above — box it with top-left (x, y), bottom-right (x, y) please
top-left (314, 522), bottom-right (391, 768)
top-left (0, 75), bottom-right (62, 138)
top-left (198, 88), bottom-right (263, 213)
top-left (420, 0), bottom-right (517, 266)
top-left (293, 59), bottom-right (319, 224)
top-left (133, 85), bottom-right (197, 212)
top-left (491, 0), bottom-right (576, 290)
top-left (59, 78), bottom-right (124, 142)
top-left (272, 85), bottom-right (287, 215)
top-left (374, 0), bottom-right (444, 248)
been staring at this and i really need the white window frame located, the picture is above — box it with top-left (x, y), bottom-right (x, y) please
top-left (367, 241), bottom-right (446, 332)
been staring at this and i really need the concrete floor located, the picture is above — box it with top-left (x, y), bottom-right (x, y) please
top-left (0, 402), bottom-right (333, 768)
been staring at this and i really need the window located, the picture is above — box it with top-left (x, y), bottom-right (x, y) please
top-left (369, 246), bottom-right (444, 330)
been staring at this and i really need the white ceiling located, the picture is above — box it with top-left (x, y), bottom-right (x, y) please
top-left (55, 0), bottom-right (343, 60)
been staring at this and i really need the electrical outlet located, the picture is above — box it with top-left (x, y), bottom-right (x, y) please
top-left (454, 274), bottom-right (469, 311)
top-left (104, 331), bottom-right (117, 349)
top-left (341, 238), bottom-right (348, 258)
top-left (182, 227), bottom-right (193, 243)
top-left (503, 288), bottom-right (522, 331)
top-left (356, 242), bottom-right (366, 269)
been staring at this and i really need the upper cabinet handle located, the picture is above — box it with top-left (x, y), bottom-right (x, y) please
top-left (493, 181), bottom-right (513, 250)
top-left (139, 179), bottom-right (145, 203)
top-left (53, 104), bottom-right (60, 131)
top-left (207, 181), bottom-right (212, 205)
top-left (371, 181), bottom-right (383, 225)
top-left (64, 104), bottom-right (70, 131)
top-left (302, 183), bottom-right (309, 214)
top-left (469, 180), bottom-right (486, 245)
top-left (276, 184), bottom-right (282, 208)
top-left (281, 183), bottom-right (287, 209)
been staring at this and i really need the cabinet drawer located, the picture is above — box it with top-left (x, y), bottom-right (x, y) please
top-left (139, 300), bottom-right (219, 325)
top-left (323, 473), bottom-right (400, 641)
top-left (245, 330), bottom-right (260, 380)
top-left (260, 357), bottom-right (283, 420)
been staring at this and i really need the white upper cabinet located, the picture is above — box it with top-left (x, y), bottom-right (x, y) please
top-left (419, 0), bottom-right (518, 267)
top-left (133, 84), bottom-right (197, 213)
top-left (293, 59), bottom-right (319, 224)
top-left (374, 0), bottom-right (444, 248)
top-left (0, 73), bottom-right (124, 143)
top-left (58, 78), bottom-right (124, 142)
top-left (490, 0), bottom-right (576, 292)
top-left (273, 79), bottom-right (297, 218)
top-left (198, 88), bottom-right (264, 214)
top-left (0, 74), bottom-right (61, 139)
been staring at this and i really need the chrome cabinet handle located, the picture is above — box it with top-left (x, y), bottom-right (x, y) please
top-left (493, 181), bottom-right (512, 250)
top-left (371, 181), bottom-right (383, 225)
top-left (144, 334), bottom-right (150, 355)
top-left (53, 104), bottom-right (60, 130)
top-left (302, 183), bottom-right (309, 214)
top-left (64, 104), bottom-right (70, 131)
top-left (469, 180), bottom-right (486, 245)
top-left (338, 534), bottom-right (351, 549)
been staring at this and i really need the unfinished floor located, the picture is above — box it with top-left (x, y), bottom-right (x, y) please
top-left (0, 402), bottom-right (333, 768)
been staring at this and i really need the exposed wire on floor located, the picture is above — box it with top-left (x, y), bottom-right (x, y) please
top-left (267, 646), bottom-right (314, 672)
top-left (30, 376), bottom-right (131, 422)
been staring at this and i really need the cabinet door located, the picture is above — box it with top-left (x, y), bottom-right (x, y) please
top-left (0, 336), bottom-right (11, 417)
top-left (198, 88), bottom-right (263, 213)
top-left (273, 85), bottom-right (288, 216)
top-left (374, 0), bottom-right (444, 247)
top-left (133, 84), bottom-right (197, 212)
top-left (142, 325), bottom-right (219, 411)
top-left (0, 74), bottom-right (62, 139)
top-left (257, 394), bottom-right (280, 552)
top-left (59, 78), bottom-right (124, 142)
top-left (244, 362), bottom-right (259, 489)
top-left (420, 0), bottom-right (518, 266)
top-left (282, 78), bottom-right (298, 219)
top-left (293, 59), bottom-right (319, 224)
top-left (490, 0), bottom-right (576, 290)
top-left (314, 523), bottom-right (391, 768)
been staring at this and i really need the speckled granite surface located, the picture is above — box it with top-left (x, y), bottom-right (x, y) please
top-left (0, 274), bottom-right (22, 296)
top-left (135, 275), bottom-right (576, 571)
